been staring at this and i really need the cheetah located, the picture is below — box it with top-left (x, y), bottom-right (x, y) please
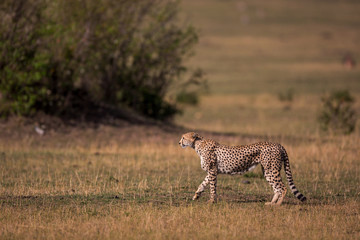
top-left (179, 132), bottom-right (306, 205)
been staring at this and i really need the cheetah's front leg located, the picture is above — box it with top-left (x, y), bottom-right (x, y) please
top-left (193, 175), bottom-right (210, 200)
top-left (208, 168), bottom-right (217, 203)
top-left (193, 168), bottom-right (218, 203)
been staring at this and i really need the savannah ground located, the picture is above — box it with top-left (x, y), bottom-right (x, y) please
top-left (1, 0), bottom-right (360, 239)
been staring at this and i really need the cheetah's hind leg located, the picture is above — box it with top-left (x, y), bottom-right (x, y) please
top-left (263, 168), bottom-right (287, 205)
top-left (265, 187), bottom-right (287, 205)
top-left (274, 188), bottom-right (287, 205)
top-left (265, 192), bottom-right (279, 205)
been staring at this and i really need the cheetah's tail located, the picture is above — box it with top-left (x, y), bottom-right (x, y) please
top-left (282, 147), bottom-right (307, 202)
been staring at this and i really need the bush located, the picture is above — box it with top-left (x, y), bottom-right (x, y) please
top-left (0, 0), bottom-right (202, 120)
top-left (318, 90), bottom-right (357, 134)
top-left (175, 68), bottom-right (207, 105)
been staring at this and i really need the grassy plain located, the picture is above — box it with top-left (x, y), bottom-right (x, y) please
top-left (0, 125), bottom-right (359, 239)
top-left (1, 0), bottom-right (360, 239)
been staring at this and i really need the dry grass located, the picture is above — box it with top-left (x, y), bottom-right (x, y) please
top-left (0, 125), bottom-right (359, 239)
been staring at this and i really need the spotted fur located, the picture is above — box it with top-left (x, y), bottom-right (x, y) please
top-left (179, 132), bottom-right (306, 205)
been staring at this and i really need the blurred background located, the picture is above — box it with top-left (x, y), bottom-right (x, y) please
top-left (176, 0), bottom-right (360, 137)
top-left (1, 0), bottom-right (359, 137)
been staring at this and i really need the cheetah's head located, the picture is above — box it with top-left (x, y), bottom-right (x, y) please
top-left (179, 132), bottom-right (202, 149)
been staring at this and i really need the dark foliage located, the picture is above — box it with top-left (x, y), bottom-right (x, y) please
top-left (318, 90), bottom-right (357, 134)
top-left (0, 0), bottom-right (203, 120)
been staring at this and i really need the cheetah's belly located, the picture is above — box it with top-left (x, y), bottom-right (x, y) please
top-left (229, 164), bottom-right (258, 175)
top-left (217, 157), bottom-right (258, 174)
top-left (215, 146), bottom-right (261, 174)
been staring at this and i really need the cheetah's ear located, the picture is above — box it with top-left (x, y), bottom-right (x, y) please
top-left (193, 132), bottom-right (200, 139)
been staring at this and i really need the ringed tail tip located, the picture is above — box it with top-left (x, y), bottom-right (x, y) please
top-left (298, 194), bottom-right (307, 202)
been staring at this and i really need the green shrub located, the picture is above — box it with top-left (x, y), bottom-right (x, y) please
top-left (318, 90), bottom-right (357, 134)
top-left (175, 68), bottom-right (207, 105)
top-left (0, 0), bottom-right (202, 120)
top-left (176, 92), bottom-right (199, 105)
